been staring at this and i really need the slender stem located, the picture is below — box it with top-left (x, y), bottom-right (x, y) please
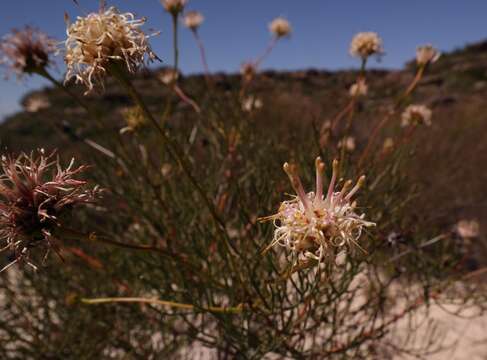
top-left (192, 30), bottom-right (211, 84)
top-left (358, 66), bottom-right (426, 169)
top-left (81, 297), bottom-right (244, 314)
top-left (108, 62), bottom-right (226, 234)
top-left (254, 37), bottom-right (278, 68)
top-left (172, 14), bottom-right (179, 71)
top-left (173, 84), bottom-right (201, 113)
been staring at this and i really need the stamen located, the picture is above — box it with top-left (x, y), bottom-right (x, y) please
top-left (345, 175), bottom-right (366, 201)
top-left (314, 157), bottom-right (325, 203)
top-left (326, 159), bottom-right (339, 202)
top-left (283, 162), bottom-right (311, 213)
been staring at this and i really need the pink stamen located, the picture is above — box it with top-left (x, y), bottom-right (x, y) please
top-left (326, 159), bottom-right (339, 203)
top-left (314, 157), bottom-right (325, 204)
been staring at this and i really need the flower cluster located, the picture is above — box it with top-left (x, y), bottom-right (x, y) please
top-left (401, 104), bottom-right (432, 127)
top-left (0, 27), bottom-right (57, 78)
top-left (184, 11), bottom-right (204, 31)
top-left (350, 32), bottom-right (383, 59)
top-left (161, 0), bottom-right (187, 16)
top-left (241, 95), bottom-right (263, 113)
top-left (264, 157), bottom-right (375, 265)
top-left (269, 17), bottom-right (292, 38)
top-left (416, 44), bottom-right (440, 67)
top-left (0, 150), bottom-right (100, 272)
top-left (64, 7), bottom-right (156, 94)
top-left (349, 78), bottom-right (368, 97)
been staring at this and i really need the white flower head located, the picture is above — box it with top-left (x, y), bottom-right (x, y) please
top-left (183, 11), bottom-right (204, 31)
top-left (242, 95), bottom-right (263, 112)
top-left (349, 78), bottom-right (368, 97)
top-left (162, 0), bottom-right (187, 15)
top-left (158, 68), bottom-right (180, 85)
top-left (382, 137), bottom-right (394, 152)
top-left (455, 220), bottom-right (480, 239)
top-left (401, 104), bottom-right (432, 127)
top-left (350, 32), bottom-right (383, 59)
top-left (338, 136), bottom-right (356, 152)
top-left (269, 17), bottom-right (292, 38)
top-left (416, 44), bottom-right (440, 67)
top-left (23, 94), bottom-right (50, 113)
top-left (64, 7), bottom-right (157, 94)
top-left (264, 157), bottom-right (375, 265)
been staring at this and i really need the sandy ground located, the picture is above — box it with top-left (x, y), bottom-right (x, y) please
top-left (393, 304), bottom-right (487, 360)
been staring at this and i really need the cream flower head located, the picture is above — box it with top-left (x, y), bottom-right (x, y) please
top-left (269, 17), bottom-right (292, 38)
top-left (263, 157), bottom-right (375, 265)
top-left (241, 95), bottom-right (263, 113)
top-left (338, 136), bottom-right (356, 152)
top-left (183, 11), bottom-right (204, 31)
top-left (120, 106), bottom-right (147, 134)
top-left (350, 32), bottom-right (383, 59)
top-left (0, 27), bottom-right (57, 78)
top-left (162, 0), bottom-right (187, 16)
top-left (401, 104), bottom-right (432, 127)
top-left (416, 44), bottom-right (440, 67)
top-left (455, 220), bottom-right (480, 239)
top-left (23, 94), bottom-right (50, 113)
top-left (158, 68), bottom-right (180, 85)
top-left (349, 78), bottom-right (368, 97)
top-left (64, 7), bottom-right (157, 94)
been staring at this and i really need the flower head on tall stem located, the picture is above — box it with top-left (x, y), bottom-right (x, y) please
top-left (64, 6), bottom-right (157, 94)
top-left (350, 32), bottom-right (383, 60)
top-left (263, 157), bottom-right (375, 266)
top-left (269, 17), bottom-right (292, 38)
top-left (0, 26), bottom-right (57, 78)
top-left (401, 104), bottom-right (432, 127)
top-left (0, 150), bottom-right (100, 272)
top-left (416, 44), bottom-right (440, 67)
top-left (183, 10), bottom-right (204, 31)
top-left (120, 105), bottom-right (147, 134)
top-left (161, 0), bottom-right (187, 16)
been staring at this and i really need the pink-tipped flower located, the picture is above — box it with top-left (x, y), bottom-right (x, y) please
top-left (161, 0), bottom-right (187, 16)
top-left (0, 26), bottom-right (57, 78)
top-left (64, 7), bottom-right (157, 94)
top-left (183, 11), bottom-right (204, 31)
top-left (0, 150), bottom-right (100, 272)
top-left (416, 44), bottom-right (440, 67)
top-left (338, 136), bottom-right (356, 152)
top-left (269, 17), bottom-right (292, 38)
top-left (263, 157), bottom-right (375, 265)
top-left (350, 32), bottom-right (383, 60)
top-left (401, 104), bottom-right (432, 127)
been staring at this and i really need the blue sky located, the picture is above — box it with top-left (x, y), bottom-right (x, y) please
top-left (1, 0), bottom-right (486, 120)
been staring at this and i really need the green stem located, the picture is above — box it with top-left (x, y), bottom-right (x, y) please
top-left (172, 14), bottom-right (179, 71)
top-left (81, 297), bottom-right (244, 314)
top-left (108, 62), bottom-right (227, 234)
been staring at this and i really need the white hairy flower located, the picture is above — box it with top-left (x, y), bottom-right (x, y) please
top-left (401, 104), bottom-right (432, 127)
top-left (455, 220), bottom-right (480, 239)
top-left (349, 78), bottom-right (368, 97)
top-left (416, 44), bottom-right (440, 67)
top-left (338, 136), bottom-right (356, 152)
top-left (350, 32), bottom-right (383, 59)
top-left (161, 0), bottom-right (187, 15)
top-left (242, 95), bottom-right (263, 112)
top-left (158, 68), bottom-right (180, 85)
top-left (263, 157), bottom-right (375, 265)
top-left (269, 17), bottom-right (292, 38)
top-left (64, 7), bottom-right (157, 94)
top-left (183, 11), bottom-right (204, 31)
top-left (23, 94), bottom-right (50, 113)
